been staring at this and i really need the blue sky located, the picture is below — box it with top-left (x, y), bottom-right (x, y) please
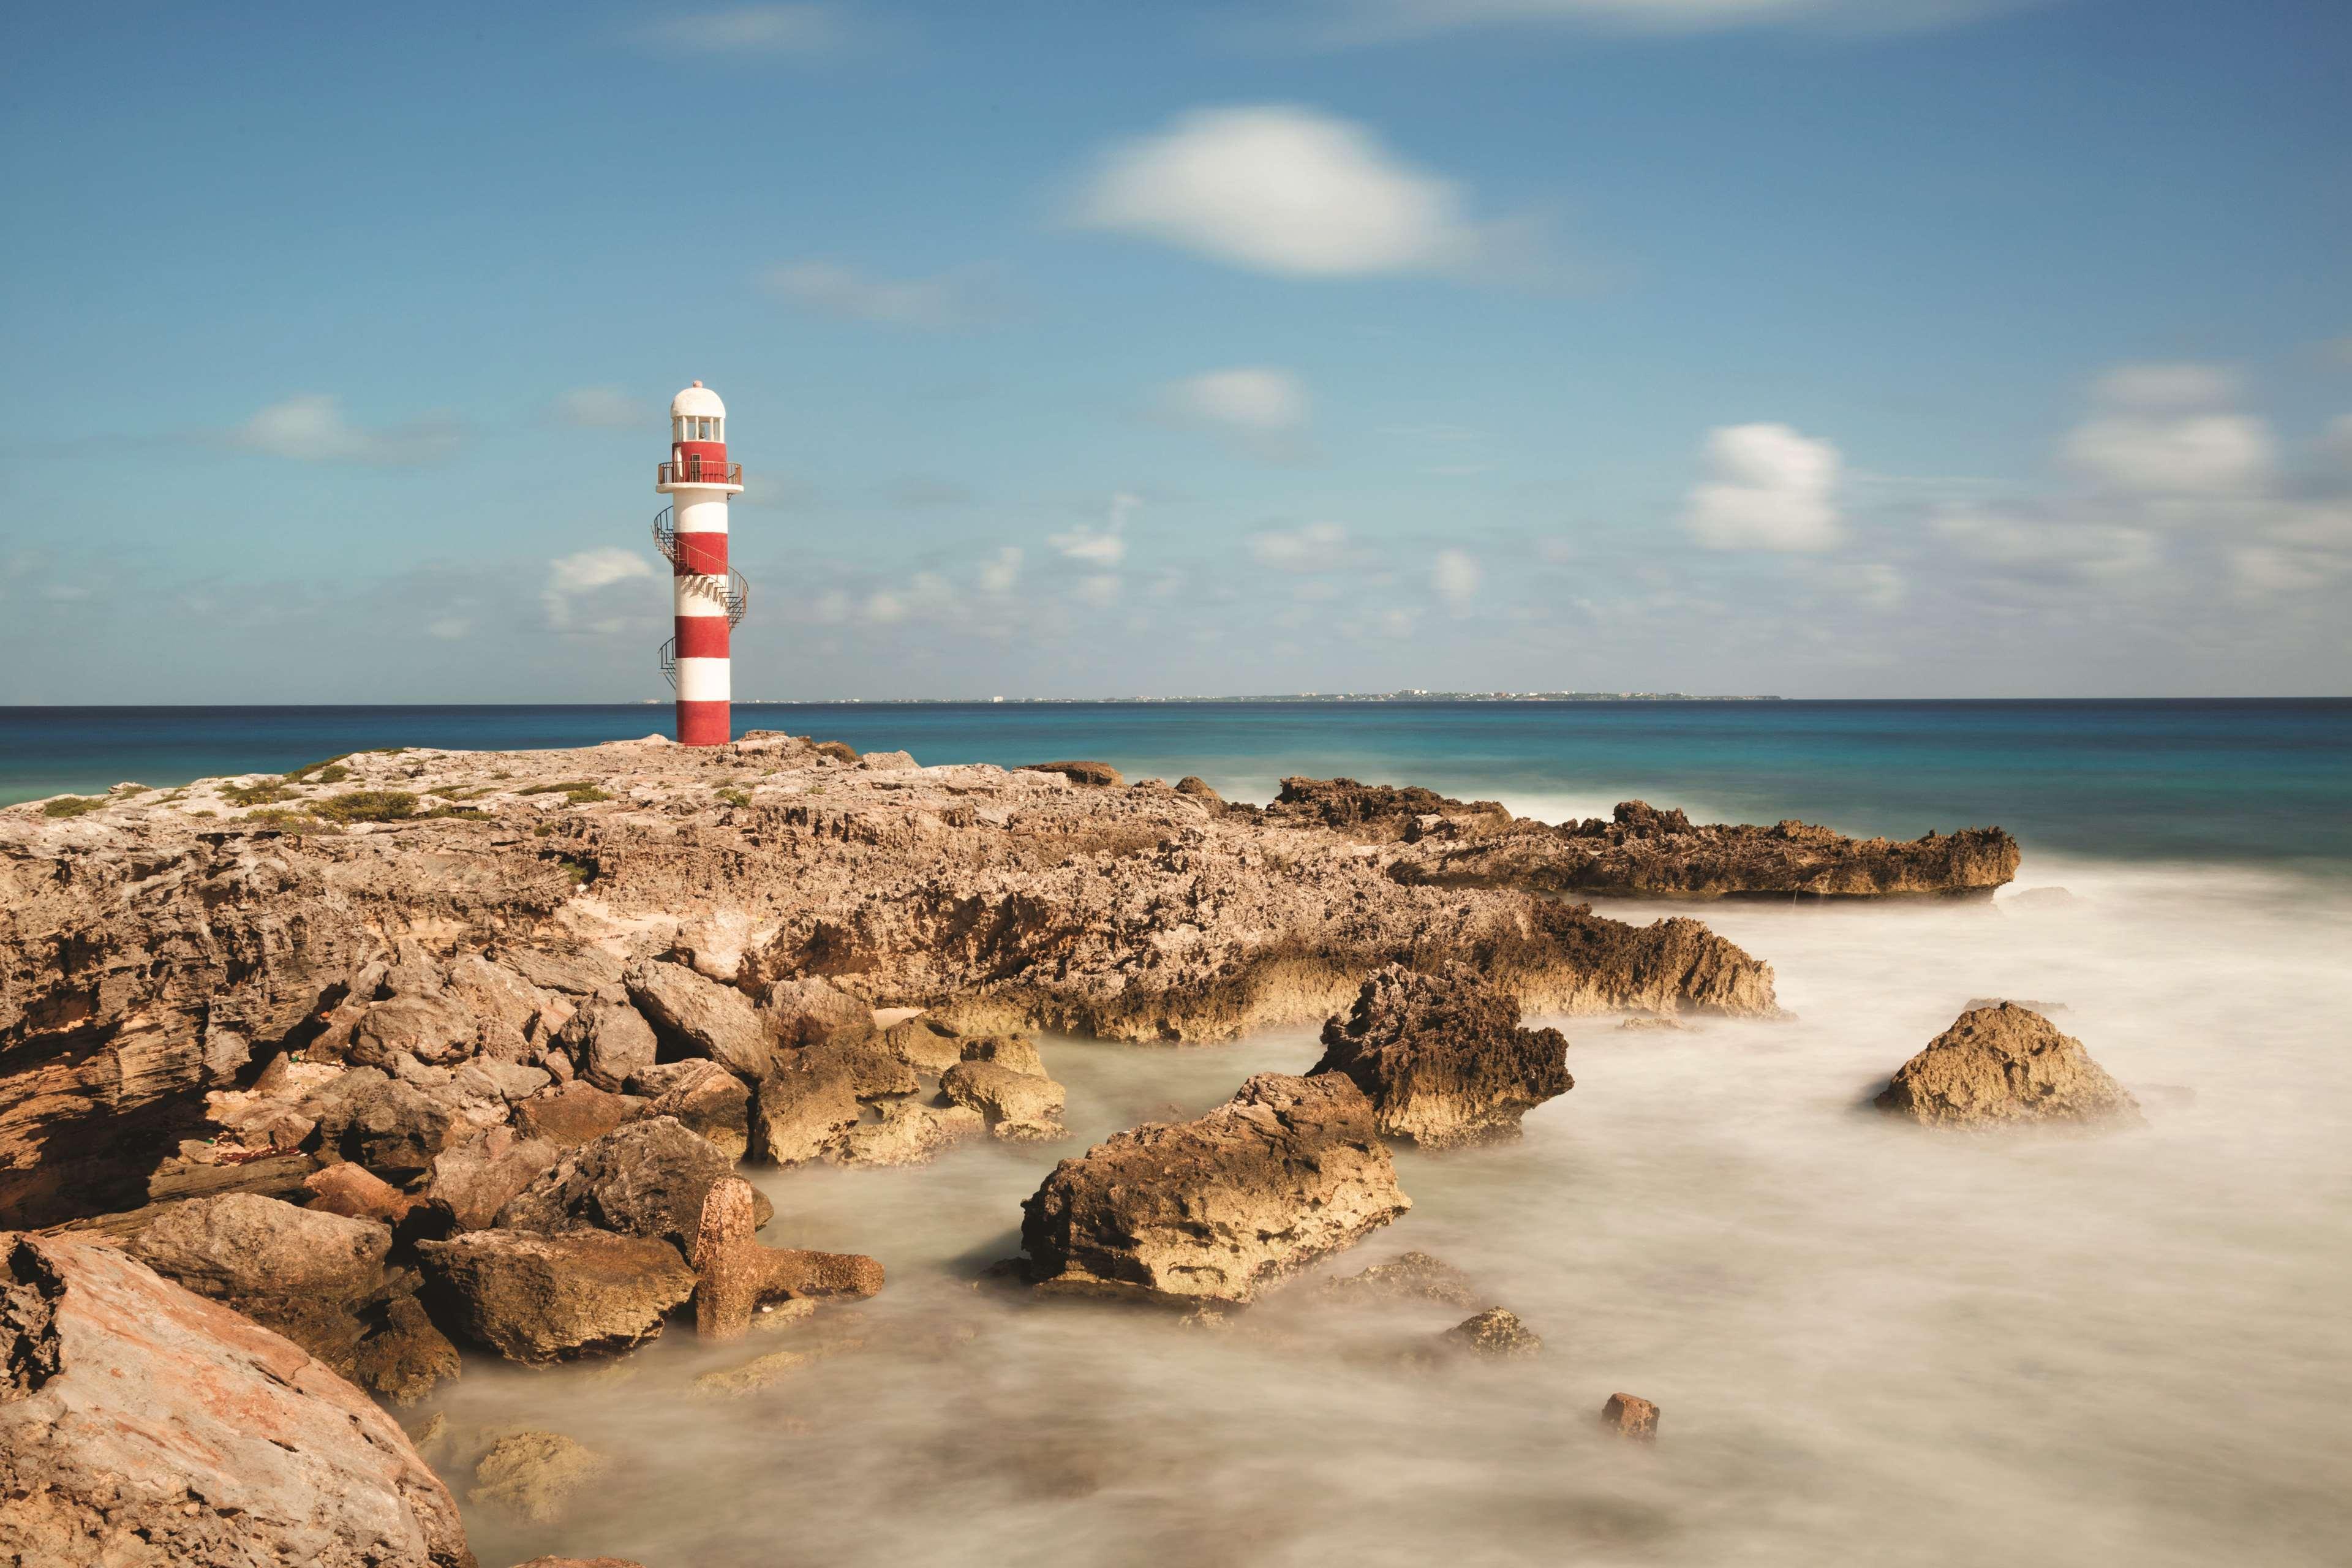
top-left (2, 0), bottom-right (2347, 701)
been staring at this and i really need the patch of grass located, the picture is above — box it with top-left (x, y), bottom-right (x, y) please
top-left (519, 780), bottom-right (612, 802)
top-left (311, 790), bottom-right (420, 824)
top-left (532, 824), bottom-right (552, 838)
top-left (557, 858), bottom-right (597, 886)
top-left (366, 746), bottom-right (409, 756)
top-left (284, 755), bottom-right (351, 784)
top-left (41, 796), bottom-right (105, 818)
top-left (415, 805), bottom-right (491, 821)
top-left (243, 807), bottom-right (326, 832)
top-left (715, 786), bottom-right (752, 807)
top-left (159, 790), bottom-right (187, 804)
top-left (189, 809), bottom-right (216, 818)
top-left (221, 778), bottom-right (298, 807)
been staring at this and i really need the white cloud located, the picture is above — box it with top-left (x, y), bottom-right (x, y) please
top-left (764, 261), bottom-right (997, 328)
top-left (1932, 510), bottom-right (2160, 584)
top-left (2092, 363), bottom-right (2241, 410)
top-left (1819, 560), bottom-right (1907, 611)
top-left (641, 4), bottom-right (864, 55)
top-left (811, 589), bottom-right (852, 624)
top-left (2061, 361), bottom-right (2275, 497)
top-left (1305, 0), bottom-right (2042, 43)
top-left (1250, 521), bottom-right (1348, 571)
top-left (1076, 105), bottom-right (1489, 278)
top-left (543, 548), bottom-right (656, 630)
top-left (864, 590), bottom-right (908, 624)
top-left (231, 394), bottom-right (461, 466)
top-left (2324, 413), bottom-right (2352, 469)
top-left (553, 385), bottom-right (648, 429)
top-left (1076, 574), bottom-right (1122, 607)
top-left (1162, 367), bottom-right (1312, 460)
top-left (1432, 548), bottom-right (1481, 612)
top-left (1682, 423), bottom-right (1843, 551)
top-left (1050, 492), bottom-right (1140, 567)
top-left (979, 547), bottom-right (1023, 595)
top-left (426, 616), bottom-right (472, 641)
top-left (1377, 606), bottom-right (1421, 638)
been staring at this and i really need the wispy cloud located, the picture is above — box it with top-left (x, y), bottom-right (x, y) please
top-left (1294, 0), bottom-right (2048, 45)
top-left (637, 4), bottom-right (883, 58)
top-left (1681, 423), bottom-right (1844, 552)
top-left (1432, 547), bottom-right (1482, 612)
top-left (764, 261), bottom-right (1003, 328)
top-left (1050, 492), bottom-right (1141, 568)
top-left (230, 394), bottom-right (462, 466)
top-left (552, 385), bottom-right (652, 429)
top-left (543, 547), bottom-right (656, 631)
top-left (1250, 521), bottom-right (1348, 571)
top-left (1159, 367), bottom-right (1313, 461)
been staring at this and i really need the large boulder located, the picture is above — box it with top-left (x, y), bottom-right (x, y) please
top-left (421, 1128), bottom-right (562, 1234)
top-left (625, 960), bottom-right (772, 1077)
top-left (126, 1192), bottom-right (390, 1308)
top-left (0, 1234), bottom-right (473, 1567)
top-left (762, 975), bottom-right (872, 1047)
top-left (1310, 963), bottom-right (1572, 1148)
top-left (1019, 1073), bottom-right (1409, 1304)
top-left (497, 1117), bottom-right (770, 1256)
top-left (941, 1059), bottom-right (1067, 1141)
top-left (635, 1058), bottom-right (752, 1158)
top-left (572, 1000), bottom-right (659, 1090)
top-left (513, 1080), bottom-right (643, 1148)
top-left (1876, 1003), bottom-right (2142, 1128)
top-left (415, 1229), bottom-right (695, 1364)
top-left (751, 1049), bottom-right (862, 1166)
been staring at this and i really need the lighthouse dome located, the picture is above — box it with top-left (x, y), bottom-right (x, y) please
top-left (671, 381), bottom-right (726, 419)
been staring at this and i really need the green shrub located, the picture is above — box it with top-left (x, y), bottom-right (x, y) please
top-left (41, 796), bottom-right (105, 818)
top-left (311, 790), bottom-right (419, 824)
top-left (283, 755), bottom-right (350, 784)
top-left (416, 805), bottom-right (491, 821)
top-left (558, 858), bottom-right (596, 886)
top-left (715, 787), bottom-right (752, 807)
top-left (518, 780), bottom-right (612, 803)
top-left (222, 778), bottom-right (297, 807)
top-left (243, 807), bottom-right (324, 832)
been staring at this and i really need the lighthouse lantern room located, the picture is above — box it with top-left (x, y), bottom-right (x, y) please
top-left (652, 381), bottom-right (748, 747)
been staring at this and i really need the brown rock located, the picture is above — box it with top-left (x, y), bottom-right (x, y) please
top-left (941, 1058), bottom-right (1067, 1141)
top-left (415, 1228), bottom-right (695, 1365)
top-left (573, 999), bottom-right (658, 1090)
top-left (1321, 1250), bottom-right (1479, 1308)
top-left (421, 1128), bottom-right (562, 1233)
top-left (759, 1246), bottom-right (884, 1300)
top-left (692, 1175), bottom-right (761, 1342)
top-left (1311, 962), bottom-right (1572, 1148)
top-left (1876, 1004), bottom-right (2141, 1129)
top-left (1600, 1391), bottom-right (1659, 1441)
top-left (0, 1234), bottom-right (473, 1567)
top-left (304, 1160), bottom-right (420, 1225)
top-left (126, 1192), bottom-right (390, 1310)
top-left (1443, 1306), bottom-right (1542, 1357)
top-left (355, 1294), bottom-right (462, 1406)
top-left (514, 1080), bottom-right (643, 1147)
top-left (835, 1099), bottom-right (985, 1166)
top-left (638, 1057), bottom-right (752, 1158)
top-left (880, 1015), bottom-right (967, 1072)
top-left (1020, 1073), bottom-right (1409, 1304)
top-left (470, 1430), bottom-right (611, 1526)
top-left (507, 1559), bottom-right (646, 1568)
top-left (1019, 760), bottom-right (1125, 788)
top-left (804, 1028), bottom-right (921, 1099)
top-left (625, 960), bottom-right (772, 1078)
top-left (497, 1116), bottom-right (770, 1257)
top-left (1173, 776), bottom-right (1224, 807)
top-left (751, 1049), bottom-right (862, 1166)
top-left (763, 974), bottom-right (872, 1046)
top-left (958, 1033), bottom-right (1046, 1076)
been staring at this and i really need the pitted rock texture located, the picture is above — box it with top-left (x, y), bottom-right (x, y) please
top-left (1265, 779), bottom-right (2019, 899)
top-left (1311, 963), bottom-right (1571, 1148)
top-left (1876, 1004), bottom-right (2141, 1129)
top-left (4, 732), bottom-right (1776, 1229)
top-left (497, 1116), bottom-right (771, 1257)
top-left (1020, 1072), bottom-right (1408, 1304)
top-left (0, 1233), bottom-right (473, 1567)
top-left (415, 1228), bottom-right (695, 1365)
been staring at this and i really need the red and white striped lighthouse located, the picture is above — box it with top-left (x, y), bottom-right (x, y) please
top-left (653, 381), bottom-right (747, 747)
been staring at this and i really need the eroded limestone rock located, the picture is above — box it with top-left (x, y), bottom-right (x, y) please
top-left (1311, 963), bottom-right (1571, 1148)
top-left (1875, 1004), bottom-right (2141, 1129)
top-left (417, 1228), bottom-right (695, 1365)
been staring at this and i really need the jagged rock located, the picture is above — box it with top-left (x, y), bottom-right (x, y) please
top-left (304, 1160), bottom-right (419, 1225)
top-left (958, 1033), bottom-right (1046, 1076)
top-left (880, 1015), bottom-right (967, 1072)
top-left (498, 1117), bottom-right (770, 1256)
top-left (573, 999), bottom-right (658, 1090)
top-left (126, 1192), bottom-right (389, 1311)
top-left (1876, 1004), bottom-right (2141, 1129)
top-left (355, 1294), bottom-right (462, 1406)
top-left (1020, 1074), bottom-right (1408, 1304)
top-left (416, 1228), bottom-right (695, 1364)
top-left (1174, 776), bottom-right (1224, 807)
top-left (470, 1430), bottom-right (611, 1527)
top-left (1019, 760), bottom-right (1124, 788)
top-left (421, 1128), bottom-right (562, 1234)
top-left (1600, 1392), bottom-right (1659, 1441)
top-left (804, 1029), bottom-right (921, 1099)
top-left (337, 1076), bottom-right (467, 1177)
top-left (626, 960), bottom-right (772, 1078)
top-left (1442, 1306), bottom-right (1541, 1357)
top-left (1321, 1250), bottom-right (1479, 1308)
top-left (763, 975), bottom-right (872, 1047)
top-left (941, 1058), bottom-right (1067, 1141)
top-left (0, 1234), bottom-right (473, 1567)
top-left (514, 1080), bottom-right (643, 1147)
top-left (492, 944), bottom-right (626, 1001)
top-left (1311, 963), bottom-right (1572, 1148)
top-left (751, 1049), bottom-right (862, 1166)
top-left (453, 1058), bottom-right (552, 1107)
top-left (835, 1099), bottom-right (985, 1166)
top-left (638, 1057), bottom-right (751, 1158)
top-left (350, 993), bottom-right (486, 1070)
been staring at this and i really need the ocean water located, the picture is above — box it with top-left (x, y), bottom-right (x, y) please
top-left (9, 701), bottom-right (2351, 1565)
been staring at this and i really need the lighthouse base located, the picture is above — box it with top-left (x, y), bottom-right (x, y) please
top-left (677, 700), bottom-right (731, 747)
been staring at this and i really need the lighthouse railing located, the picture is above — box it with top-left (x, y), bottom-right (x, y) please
top-left (657, 460), bottom-right (743, 488)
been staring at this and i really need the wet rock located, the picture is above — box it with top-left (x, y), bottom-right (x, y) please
top-left (835, 1099), bottom-right (986, 1166)
top-left (304, 1159), bottom-right (420, 1225)
top-left (498, 1117), bottom-right (771, 1257)
top-left (573, 999), bottom-right (659, 1090)
top-left (1321, 1250), bottom-right (1479, 1308)
top-left (1600, 1391), bottom-right (1659, 1441)
top-left (959, 1033), bottom-right (1046, 1076)
top-left (1876, 1004), bottom-right (2141, 1129)
top-left (1020, 1073), bottom-right (1409, 1304)
top-left (638, 1057), bottom-right (752, 1158)
top-left (421, 1128), bottom-right (562, 1234)
top-left (0, 1234), bottom-right (473, 1567)
top-left (804, 1028), bottom-right (922, 1099)
top-left (880, 1014), bottom-right (967, 1072)
top-left (942, 1058), bottom-right (1067, 1141)
top-left (1019, 760), bottom-right (1124, 788)
top-left (1443, 1306), bottom-right (1542, 1357)
top-left (1964, 996), bottom-right (2067, 1013)
top-left (1311, 963), bottom-right (1572, 1148)
top-left (1617, 1014), bottom-right (1698, 1033)
top-left (470, 1430), bottom-right (612, 1526)
top-left (761, 1246), bottom-right (884, 1300)
top-left (355, 1294), bottom-right (463, 1406)
top-left (416, 1229), bottom-right (695, 1365)
top-left (514, 1080), bottom-right (644, 1147)
top-left (763, 974), bottom-right (872, 1047)
top-left (626, 960), bottom-right (772, 1078)
top-left (751, 1049), bottom-right (862, 1166)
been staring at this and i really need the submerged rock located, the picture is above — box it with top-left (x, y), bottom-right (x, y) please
top-left (941, 1058), bottom-right (1068, 1141)
top-left (1876, 1004), bottom-right (2141, 1129)
top-left (1600, 1391), bottom-right (1660, 1441)
top-left (1020, 1073), bottom-right (1408, 1305)
top-left (416, 1228), bottom-right (695, 1365)
top-left (1442, 1306), bottom-right (1542, 1357)
top-left (470, 1430), bottom-right (611, 1527)
top-left (835, 1099), bottom-right (985, 1166)
top-left (1321, 1250), bottom-right (1479, 1308)
top-left (0, 1234), bottom-right (473, 1567)
top-left (1310, 963), bottom-right (1571, 1148)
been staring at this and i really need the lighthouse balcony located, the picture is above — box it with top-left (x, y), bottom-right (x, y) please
top-left (656, 460), bottom-right (744, 493)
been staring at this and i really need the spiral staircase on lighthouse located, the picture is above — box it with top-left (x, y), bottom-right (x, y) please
top-left (651, 505), bottom-right (749, 688)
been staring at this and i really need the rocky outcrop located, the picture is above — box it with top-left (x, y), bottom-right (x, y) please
top-left (634, 1058), bottom-right (750, 1157)
top-left (421, 1127), bottom-right (561, 1234)
top-left (0, 1233), bottom-right (472, 1567)
top-left (1321, 1250), bottom-right (1478, 1308)
top-left (750, 1049), bottom-right (862, 1166)
top-left (835, 1099), bottom-right (984, 1166)
top-left (762, 975), bottom-right (871, 1046)
top-left (1442, 1306), bottom-right (1542, 1357)
top-left (1876, 1004), bottom-right (2141, 1129)
top-left (497, 1117), bottom-right (770, 1256)
top-left (625, 961), bottom-right (771, 1079)
top-left (416, 1227), bottom-right (695, 1365)
top-left (1310, 963), bottom-right (1571, 1147)
top-left (941, 1058), bottom-right (1067, 1141)
top-left (1270, 779), bottom-right (2018, 899)
top-left (1019, 760), bottom-right (1124, 788)
top-left (1020, 1073), bottom-right (1408, 1304)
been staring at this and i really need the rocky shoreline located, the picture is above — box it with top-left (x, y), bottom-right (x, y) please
top-left (1, 733), bottom-right (2034, 1566)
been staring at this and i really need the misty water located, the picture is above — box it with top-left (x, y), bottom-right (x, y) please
top-left (430, 851), bottom-right (2352, 1568)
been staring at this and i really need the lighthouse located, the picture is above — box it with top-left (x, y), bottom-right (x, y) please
top-left (652, 381), bottom-right (747, 747)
